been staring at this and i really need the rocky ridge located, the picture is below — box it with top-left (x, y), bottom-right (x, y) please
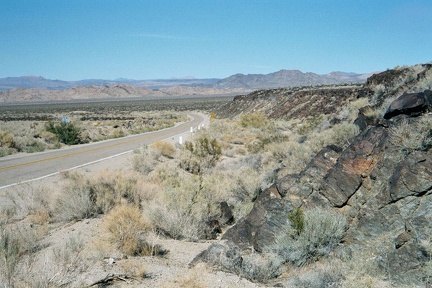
top-left (192, 63), bottom-right (432, 286)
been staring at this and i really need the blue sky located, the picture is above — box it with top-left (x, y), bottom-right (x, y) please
top-left (1, 0), bottom-right (431, 80)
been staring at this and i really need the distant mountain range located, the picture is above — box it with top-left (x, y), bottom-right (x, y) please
top-left (0, 70), bottom-right (372, 91)
top-left (0, 69), bottom-right (375, 102)
top-left (0, 76), bottom-right (220, 91)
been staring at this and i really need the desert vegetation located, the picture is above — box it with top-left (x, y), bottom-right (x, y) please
top-left (0, 106), bottom-right (188, 157)
top-left (1, 63), bottom-right (432, 287)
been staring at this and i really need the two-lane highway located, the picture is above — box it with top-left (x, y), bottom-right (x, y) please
top-left (0, 113), bottom-right (204, 189)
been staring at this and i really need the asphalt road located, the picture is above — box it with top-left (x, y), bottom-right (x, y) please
top-left (0, 113), bottom-right (204, 189)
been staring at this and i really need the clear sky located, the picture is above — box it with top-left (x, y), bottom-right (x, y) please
top-left (1, 0), bottom-right (431, 80)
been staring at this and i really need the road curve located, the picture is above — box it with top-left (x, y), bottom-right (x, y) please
top-left (0, 113), bottom-right (204, 189)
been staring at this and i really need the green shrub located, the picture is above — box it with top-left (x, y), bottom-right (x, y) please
top-left (288, 207), bottom-right (305, 236)
top-left (45, 121), bottom-right (81, 145)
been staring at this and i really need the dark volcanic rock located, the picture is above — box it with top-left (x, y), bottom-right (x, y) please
top-left (388, 151), bottom-right (432, 203)
top-left (190, 242), bottom-right (243, 274)
top-left (321, 127), bottom-right (388, 207)
top-left (222, 186), bottom-right (292, 252)
top-left (354, 107), bottom-right (376, 131)
top-left (204, 201), bottom-right (235, 239)
top-left (384, 90), bottom-right (432, 119)
top-left (219, 201), bottom-right (235, 225)
top-left (190, 241), bottom-right (284, 281)
top-left (277, 145), bottom-right (342, 207)
top-left (379, 242), bottom-right (430, 285)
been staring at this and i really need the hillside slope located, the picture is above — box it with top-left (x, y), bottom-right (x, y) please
top-left (193, 63), bottom-right (432, 286)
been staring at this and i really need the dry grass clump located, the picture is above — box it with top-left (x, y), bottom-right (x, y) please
top-left (104, 205), bottom-right (155, 256)
top-left (161, 268), bottom-right (208, 288)
top-left (389, 114), bottom-right (432, 151)
top-left (118, 259), bottom-right (148, 279)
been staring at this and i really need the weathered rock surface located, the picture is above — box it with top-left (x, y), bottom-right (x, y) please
top-left (384, 90), bottom-right (432, 119)
top-left (215, 86), bottom-right (363, 120)
top-left (321, 126), bottom-right (388, 207)
top-left (222, 186), bottom-right (292, 252)
top-left (189, 241), bottom-right (284, 281)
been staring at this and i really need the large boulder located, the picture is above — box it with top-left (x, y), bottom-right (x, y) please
top-left (222, 185), bottom-right (292, 252)
top-left (384, 90), bottom-right (432, 119)
top-left (189, 241), bottom-right (284, 282)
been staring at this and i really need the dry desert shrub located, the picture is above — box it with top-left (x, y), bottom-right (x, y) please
top-left (317, 121), bottom-right (360, 149)
top-left (0, 130), bottom-right (15, 148)
top-left (180, 131), bottom-right (222, 174)
top-left (271, 208), bottom-right (347, 266)
top-left (341, 250), bottom-right (395, 288)
top-left (0, 222), bottom-right (43, 287)
top-left (51, 236), bottom-right (86, 281)
top-left (55, 170), bottom-right (146, 221)
top-left (131, 145), bottom-right (161, 175)
top-left (263, 139), bottom-right (313, 174)
top-left (152, 140), bottom-right (175, 158)
top-left (142, 155), bottom-right (263, 240)
top-left (143, 166), bottom-right (205, 240)
top-left (4, 185), bottom-right (53, 226)
top-left (282, 260), bottom-right (344, 288)
top-left (389, 115), bottom-right (432, 151)
top-left (104, 205), bottom-right (154, 256)
top-left (240, 111), bottom-right (269, 128)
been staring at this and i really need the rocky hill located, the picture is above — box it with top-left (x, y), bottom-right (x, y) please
top-left (193, 63), bottom-right (432, 286)
top-left (214, 69), bottom-right (371, 89)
